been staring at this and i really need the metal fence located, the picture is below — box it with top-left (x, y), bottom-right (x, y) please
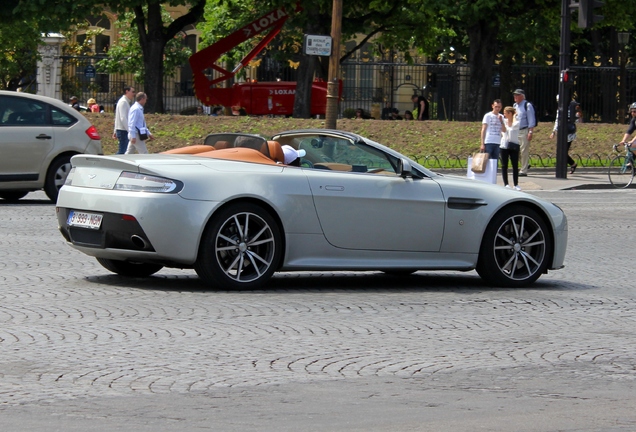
top-left (340, 62), bottom-right (636, 123)
top-left (60, 54), bottom-right (636, 122)
top-left (60, 55), bottom-right (199, 114)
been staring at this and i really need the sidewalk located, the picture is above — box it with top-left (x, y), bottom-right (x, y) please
top-left (442, 168), bottom-right (616, 191)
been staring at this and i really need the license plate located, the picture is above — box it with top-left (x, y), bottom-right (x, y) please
top-left (67, 210), bottom-right (103, 230)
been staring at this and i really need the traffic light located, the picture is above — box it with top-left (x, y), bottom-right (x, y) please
top-left (561, 69), bottom-right (570, 83)
top-left (578, 0), bottom-right (604, 29)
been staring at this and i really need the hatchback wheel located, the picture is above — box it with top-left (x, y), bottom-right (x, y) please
top-left (44, 155), bottom-right (72, 202)
top-left (0, 191), bottom-right (29, 202)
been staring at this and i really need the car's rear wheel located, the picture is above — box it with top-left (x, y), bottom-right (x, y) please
top-left (44, 155), bottom-right (73, 202)
top-left (0, 191), bottom-right (29, 202)
top-left (476, 206), bottom-right (552, 287)
top-left (96, 258), bottom-right (163, 278)
top-left (195, 203), bottom-right (282, 290)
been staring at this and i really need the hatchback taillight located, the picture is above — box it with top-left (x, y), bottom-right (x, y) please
top-left (86, 125), bottom-right (101, 140)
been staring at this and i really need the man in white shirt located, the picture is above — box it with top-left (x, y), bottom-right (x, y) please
top-left (512, 89), bottom-right (537, 176)
top-left (112, 87), bottom-right (135, 154)
top-left (126, 92), bottom-right (153, 154)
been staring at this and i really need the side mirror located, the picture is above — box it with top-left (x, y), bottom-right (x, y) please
top-left (398, 158), bottom-right (412, 178)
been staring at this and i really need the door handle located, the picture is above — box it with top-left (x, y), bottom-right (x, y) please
top-left (36, 134), bottom-right (52, 140)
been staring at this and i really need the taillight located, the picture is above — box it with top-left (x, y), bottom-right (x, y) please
top-left (86, 125), bottom-right (101, 140)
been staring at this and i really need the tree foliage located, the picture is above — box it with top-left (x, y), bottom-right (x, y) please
top-left (5, 0), bottom-right (205, 113)
top-left (97, 9), bottom-right (192, 83)
top-left (0, 20), bottom-right (41, 91)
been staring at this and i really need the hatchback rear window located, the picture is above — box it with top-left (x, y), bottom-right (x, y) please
top-left (51, 108), bottom-right (77, 126)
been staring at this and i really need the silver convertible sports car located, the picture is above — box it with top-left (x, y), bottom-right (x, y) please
top-left (56, 129), bottom-right (567, 289)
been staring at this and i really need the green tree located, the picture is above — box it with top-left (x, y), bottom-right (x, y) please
top-left (8, 0), bottom-right (205, 113)
top-left (97, 9), bottom-right (192, 84)
top-left (197, 0), bottom-right (441, 118)
top-left (0, 21), bottom-right (41, 91)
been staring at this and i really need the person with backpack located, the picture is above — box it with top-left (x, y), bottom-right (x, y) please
top-left (512, 89), bottom-right (537, 176)
top-left (549, 95), bottom-right (579, 174)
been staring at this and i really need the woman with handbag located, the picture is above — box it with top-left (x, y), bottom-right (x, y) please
top-left (500, 106), bottom-right (522, 190)
top-left (126, 92), bottom-right (154, 154)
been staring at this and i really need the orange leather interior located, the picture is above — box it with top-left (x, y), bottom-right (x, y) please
top-left (197, 148), bottom-right (279, 165)
top-left (314, 162), bottom-right (353, 171)
top-left (165, 140), bottom-right (286, 166)
top-left (162, 145), bottom-right (215, 154)
top-left (267, 141), bottom-right (285, 163)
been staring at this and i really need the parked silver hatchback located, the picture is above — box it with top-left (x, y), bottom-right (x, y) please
top-left (0, 91), bottom-right (102, 202)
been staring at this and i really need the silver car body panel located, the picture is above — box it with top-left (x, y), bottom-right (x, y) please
top-left (0, 91), bottom-right (102, 192)
top-left (57, 130), bottom-right (567, 275)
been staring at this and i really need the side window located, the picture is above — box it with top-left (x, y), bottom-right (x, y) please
top-left (0, 96), bottom-right (48, 126)
top-left (277, 134), bottom-right (398, 174)
top-left (51, 108), bottom-right (77, 126)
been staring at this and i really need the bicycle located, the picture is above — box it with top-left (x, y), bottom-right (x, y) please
top-left (608, 143), bottom-right (636, 188)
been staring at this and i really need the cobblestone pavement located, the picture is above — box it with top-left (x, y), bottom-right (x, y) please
top-left (1, 190), bottom-right (635, 431)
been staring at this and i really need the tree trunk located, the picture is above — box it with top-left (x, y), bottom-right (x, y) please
top-left (466, 21), bottom-right (498, 121)
top-left (137, 3), bottom-right (165, 114)
top-left (293, 7), bottom-right (327, 118)
top-left (133, 1), bottom-right (205, 114)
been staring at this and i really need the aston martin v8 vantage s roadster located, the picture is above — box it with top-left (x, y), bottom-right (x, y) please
top-left (56, 130), bottom-right (567, 289)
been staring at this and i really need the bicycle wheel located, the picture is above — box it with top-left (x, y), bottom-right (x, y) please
top-left (608, 155), bottom-right (635, 188)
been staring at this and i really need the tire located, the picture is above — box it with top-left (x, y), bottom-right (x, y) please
top-left (608, 155), bottom-right (634, 188)
top-left (44, 155), bottom-right (73, 202)
top-left (0, 191), bottom-right (29, 202)
top-left (96, 258), bottom-right (163, 278)
top-left (195, 203), bottom-right (282, 290)
top-left (476, 206), bottom-right (552, 287)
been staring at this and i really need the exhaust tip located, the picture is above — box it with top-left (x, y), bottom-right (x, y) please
top-left (131, 235), bottom-right (148, 249)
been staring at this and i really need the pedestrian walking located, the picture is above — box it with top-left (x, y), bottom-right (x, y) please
top-left (126, 92), bottom-right (153, 154)
top-left (549, 95), bottom-right (579, 174)
top-left (512, 89), bottom-right (537, 176)
top-left (411, 94), bottom-right (429, 120)
top-left (112, 86), bottom-right (135, 154)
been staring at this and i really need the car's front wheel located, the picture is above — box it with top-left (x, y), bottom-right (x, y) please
top-left (44, 155), bottom-right (73, 202)
top-left (476, 206), bottom-right (552, 287)
top-left (96, 258), bottom-right (164, 278)
top-left (195, 203), bottom-right (282, 290)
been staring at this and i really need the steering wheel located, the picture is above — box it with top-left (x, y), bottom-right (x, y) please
top-left (300, 159), bottom-right (313, 168)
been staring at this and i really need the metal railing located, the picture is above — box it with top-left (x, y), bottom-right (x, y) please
top-left (411, 152), bottom-right (618, 170)
top-left (59, 55), bottom-right (636, 122)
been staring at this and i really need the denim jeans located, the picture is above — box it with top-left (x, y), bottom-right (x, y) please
top-left (116, 129), bottom-right (129, 154)
top-left (484, 143), bottom-right (500, 160)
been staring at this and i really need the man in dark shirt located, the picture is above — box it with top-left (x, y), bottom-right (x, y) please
top-left (411, 94), bottom-right (429, 120)
top-left (69, 96), bottom-right (80, 111)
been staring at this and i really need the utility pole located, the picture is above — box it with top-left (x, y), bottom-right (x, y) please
top-left (556, 0), bottom-right (573, 179)
top-left (325, 0), bottom-right (342, 130)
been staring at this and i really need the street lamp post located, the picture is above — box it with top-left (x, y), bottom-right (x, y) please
top-left (618, 31), bottom-right (630, 124)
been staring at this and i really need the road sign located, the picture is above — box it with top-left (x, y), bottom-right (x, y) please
top-left (303, 35), bottom-right (332, 57)
top-left (84, 65), bottom-right (96, 78)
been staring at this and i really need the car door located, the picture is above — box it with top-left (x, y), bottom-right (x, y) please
top-left (306, 171), bottom-right (445, 252)
top-left (297, 135), bottom-right (446, 252)
top-left (0, 95), bottom-right (54, 183)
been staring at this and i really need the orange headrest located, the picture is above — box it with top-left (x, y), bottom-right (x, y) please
top-left (267, 141), bottom-right (285, 163)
